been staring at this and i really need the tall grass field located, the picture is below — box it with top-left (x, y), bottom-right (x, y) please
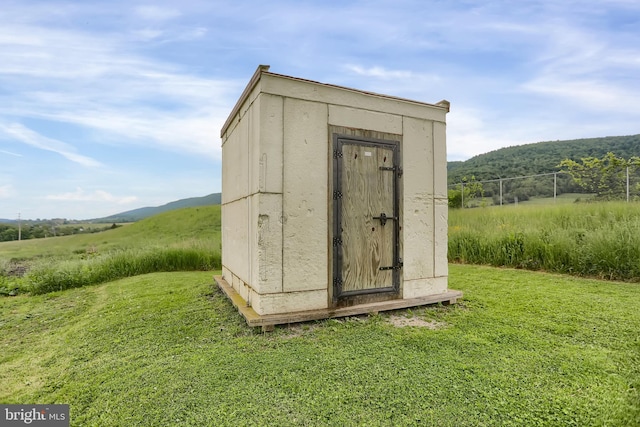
top-left (0, 206), bottom-right (221, 295)
top-left (449, 201), bottom-right (640, 281)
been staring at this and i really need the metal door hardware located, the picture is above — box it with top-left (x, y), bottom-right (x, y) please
top-left (373, 212), bottom-right (398, 226)
top-left (379, 166), bottom-right (403, 177)
top-left (379, 260), bottom-right (403, 271)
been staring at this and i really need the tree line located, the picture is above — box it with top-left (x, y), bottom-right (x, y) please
top-left (449, 152), bottom-right (640, 208)
top-left (448, 134), bottom-right (640, 185)
top-left (0, 223), bottom-right (119, 242)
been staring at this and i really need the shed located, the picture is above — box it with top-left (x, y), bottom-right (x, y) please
top-left (215, 65), bottom-right (462, 330)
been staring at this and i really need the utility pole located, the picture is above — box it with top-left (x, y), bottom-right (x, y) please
top-left (18, 212), bottom-right (21, 241)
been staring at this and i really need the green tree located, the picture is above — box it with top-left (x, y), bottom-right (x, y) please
top-left (448, 188), bottom-right (463, 208)
top-left (558, 153), bottom-right (640, 199)
top-left (0, 227), bottom-right (17, 242)
top-left (448, 176), bottom-right (484, 208)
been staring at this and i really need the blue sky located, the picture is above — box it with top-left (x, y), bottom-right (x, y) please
top-left (1, 0), bottom-right (639, 220)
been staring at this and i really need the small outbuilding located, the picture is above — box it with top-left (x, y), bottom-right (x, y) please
top-left (216, 65), bottom-right (461, 330)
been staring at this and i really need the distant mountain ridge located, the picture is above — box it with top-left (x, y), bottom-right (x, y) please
top-left (4, 135), bottom-right (638, 224)
top-left (447, 134), bottom-right (640, 184)
top-left (93, 193), bottom-right (221, 223)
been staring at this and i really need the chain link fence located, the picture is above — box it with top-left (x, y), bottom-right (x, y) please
top-left (448, 167), bottom-right (640, 207)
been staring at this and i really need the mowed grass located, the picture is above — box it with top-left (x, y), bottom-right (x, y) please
top-left (0, 206), bottom-right (221, 295)
top-left (449, 201), bottom-right (640, 281)
top-left (1, 265), bottom-right (638, 426)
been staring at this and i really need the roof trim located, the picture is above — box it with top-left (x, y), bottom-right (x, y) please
top-left (220, 65), bottom-right (450, 137)
top-left (220, 65), bottom-right (270, 137)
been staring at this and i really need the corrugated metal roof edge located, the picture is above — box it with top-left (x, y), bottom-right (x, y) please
top-left (220, 65), bottom-right (449, 138)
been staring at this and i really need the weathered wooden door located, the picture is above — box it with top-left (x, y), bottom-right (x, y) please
top-left (333, 135), bottom-right (401, 300)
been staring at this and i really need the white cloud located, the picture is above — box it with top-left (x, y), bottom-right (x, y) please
top-left (345, 65), bottom-right (413, 80)
top-left (133, 28), bottom-right (164, 41)
top-left (46, 188), bottom-right (137, 204)
top-left (31, 107), bottom-right (226, 160)
top-left (519, 14), bottom-right (640, 111)
top-left (134, 5), bottom-right (181, 22)
top-left (340, 63), bottom-right (446, 103)
top-left (522, 77), bottom-right (640, 112)
top-left (131, 26), bottom-right (207, 43)
top-left (0, 21), bottom-right (239, 161)
top-left (447, 108), bottom-right (521, 161)
top-left (0, 184), bottom-right (13, 198)
top-left (0, 123), bottom-right (101, 167)
top-left (0, 149), bottom-right (22, 157)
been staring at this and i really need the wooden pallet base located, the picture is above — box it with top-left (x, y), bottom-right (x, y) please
top-left (214, 276), bottom-right (463, 332)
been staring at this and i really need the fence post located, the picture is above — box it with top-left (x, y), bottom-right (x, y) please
top-left (627, 166), bottom-right (630, 202)
top-left (554, 173), bottom-right (557, 202)
top-left (461, 182), bottom-right (464, 208)
top-left (499, 179), bottom-right (503, 206)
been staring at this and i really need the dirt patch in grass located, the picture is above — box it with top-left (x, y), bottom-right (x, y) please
top-left (269, 313), bottom-right (448, 336)
top-left (387, 314), bottom-right (446, 329)
top-left (3, 260), bottom-right (30, 277)
top-left (279, 321), bottom-right (324, 337)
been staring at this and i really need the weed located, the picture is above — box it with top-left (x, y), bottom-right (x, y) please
top-left (449, 202), bottom-right (640, 281)
top-left (23, 247), bottom-right (221, 295)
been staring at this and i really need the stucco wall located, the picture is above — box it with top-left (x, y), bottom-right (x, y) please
top-left (221, 69), bottom-right (450, 316)
top-left (282, 98), bottom-right (329, 293)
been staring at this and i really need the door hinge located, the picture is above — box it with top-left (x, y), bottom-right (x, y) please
top-left (333, 191), bottom-right (343, 199)
top-left (333, 149), bottom-right (343, 159)
top-left (333, 237), bottom-right (342, 247)
top-left (333, 277), bottom-right (343, 287)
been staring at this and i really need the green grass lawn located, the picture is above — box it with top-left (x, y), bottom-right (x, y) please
top-left (2, 265), bottom-right (638, 426)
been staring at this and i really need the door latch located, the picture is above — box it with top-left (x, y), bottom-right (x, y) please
top-left (379, 259), bottom-right (403, 271)
top-left (379, 166), bottom-right (403, 177)
top-left (373, 212), bottom-right (397, 226)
